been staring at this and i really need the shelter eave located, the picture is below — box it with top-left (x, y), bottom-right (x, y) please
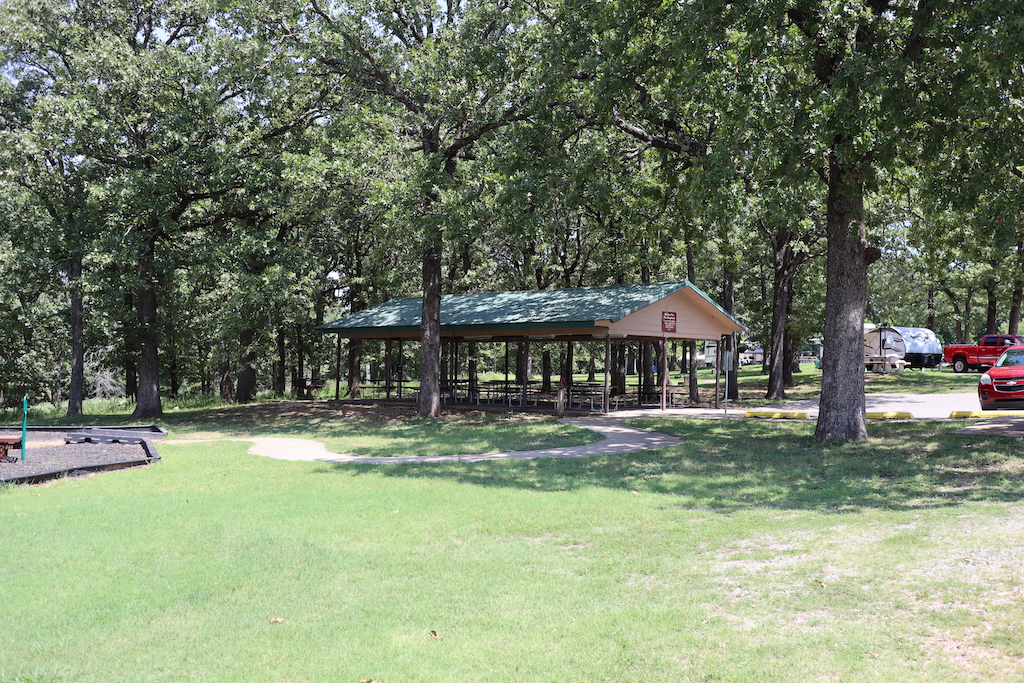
top-left (316, 320), bottom-right (603, 340)
top-left (315, 325), bottom-right (421, 338)
top-left (315, 281), bottom-right (746, 341)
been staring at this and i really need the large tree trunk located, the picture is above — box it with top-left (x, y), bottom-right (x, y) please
top-left (169, 352), bottom-right (180, 397)
top-left (941, 286), bottom-right (966, 344)
top-left (200, 342), bottom-right (212, 397)
top-left (1011, 242), bottom-right (1024, 335)
top-left (346, 339), bottom-right (363, 398)
top-left (559, 342), bottom-right (574, 389)
top-left (684, 227), bottom-right (700, 403)
top-left (132, 235), bottom-right (162, 418)
top-left (927, 289), bottom-right (938, 332)
top-left (219, 350), bottom-right (234, 403)
top-left (613, 342), bottom-right (626, 395)
top-left (984, 275), bottom-right (999, 335)
top-left (124, 294), bottom-right (138, 400)
top-left (235, 329), bottom-right (258, 403)
top-left (785, 329), bottom-right (801, 379)
top-left (419, 230), bottom-right (442, 417)
top-left (766, 234), bottom-right (801, 399)
top-left (642, 342), bottom-right (654, 403)
top-left (516, 340), bottom-right (530, 386)
top-left (125, 359), bottom-right (137, 401)
top-left (66, 257), bottom-right (85, 417)
top-left (1010, 280), bottom-right (1023, 336)
top-left (814, 156), bottom-right (870, 443)
top-left (766, 266), bottom-right (792, 399)
top-left (294, 324), bottom-right (306, 397)
top-left (721, 259), bottom-right (739, 402)
top-left (273, 330), bottom-right (286, 397)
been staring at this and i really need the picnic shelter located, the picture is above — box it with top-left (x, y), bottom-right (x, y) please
top-left (316, 281), bottom-right (746, 412)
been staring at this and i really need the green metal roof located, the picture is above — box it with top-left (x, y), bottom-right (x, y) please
top-left (317, 281), bottom-right (743, 335)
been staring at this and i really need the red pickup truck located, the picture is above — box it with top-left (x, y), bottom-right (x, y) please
top-left (944, 334), bottom-right (1024, 372)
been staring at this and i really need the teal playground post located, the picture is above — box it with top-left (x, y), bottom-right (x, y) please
top-left (21, 395), bottom-right (27, 461)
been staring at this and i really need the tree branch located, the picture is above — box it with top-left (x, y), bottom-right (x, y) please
top-left (611, 107), bottom-right (703, 161)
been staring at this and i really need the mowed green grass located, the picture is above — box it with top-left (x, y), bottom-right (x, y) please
top-left (731, 363), bottom-right (979, 406)
top-left (2, 419), bottom-right (1023, 682)
top-left (167, 409), bottom-right (601, 457)
top-left (7, 401), bottom-right (602, 458)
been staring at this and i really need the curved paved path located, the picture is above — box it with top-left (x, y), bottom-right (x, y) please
top-left (208, 417), bottom-right (682, 465)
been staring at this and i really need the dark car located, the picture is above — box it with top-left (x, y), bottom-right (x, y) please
top-left (978, 344), bottom-right (1024, 410)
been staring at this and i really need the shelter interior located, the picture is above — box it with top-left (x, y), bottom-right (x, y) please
top-left (317, 282), bottom-right (746, 413)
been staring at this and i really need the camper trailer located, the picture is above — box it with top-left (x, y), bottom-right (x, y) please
top-left (864, 326), bottom-right (943, 369)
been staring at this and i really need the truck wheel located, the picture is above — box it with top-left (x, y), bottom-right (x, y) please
top-left (952, 357), bottom-right (968, 373)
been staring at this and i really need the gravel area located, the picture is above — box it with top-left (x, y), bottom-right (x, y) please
top-left (0, 429), bottom-right (154, 483)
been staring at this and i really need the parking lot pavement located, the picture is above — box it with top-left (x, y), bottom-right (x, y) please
top-left (762, 392), bottom-right (980, 419)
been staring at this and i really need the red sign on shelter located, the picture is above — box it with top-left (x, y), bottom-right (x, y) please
top-left (661, 311), bottom-right (677, 333)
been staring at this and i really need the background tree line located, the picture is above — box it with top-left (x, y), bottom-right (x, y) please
top-left (1, 0), bottom-right (1021, 442)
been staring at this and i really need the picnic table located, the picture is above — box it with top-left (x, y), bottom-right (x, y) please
top-left (864, 355), bottom-right (906, 374)
top-left (477, 380), bottom-right (541, 407)
top-left (568, 383), bottom-right (605, 412)
top-left (297, 377), bottom-right (327, 399)
top-left (0, 436), bottom-right (22, 463)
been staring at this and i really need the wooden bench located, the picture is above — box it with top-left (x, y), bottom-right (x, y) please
top-left (297, 378), bottom-right (327, 399)
top-left (65, 429), bottom-right (146, 445)
top-left (0, 436), bottom-right (22, 462)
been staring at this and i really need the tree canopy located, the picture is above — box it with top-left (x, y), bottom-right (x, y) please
top-left (1, 0), bottom-right (1022, 441)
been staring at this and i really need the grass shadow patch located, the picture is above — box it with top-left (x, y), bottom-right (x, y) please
top-left (329, 419), bottom-right (1024, 512)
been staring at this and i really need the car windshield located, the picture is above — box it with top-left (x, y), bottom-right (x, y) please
top-left (996, 348), bottom-right (1024, 367)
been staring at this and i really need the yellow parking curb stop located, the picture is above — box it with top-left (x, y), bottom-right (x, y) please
top-left (744, 411), bottom-right (810, 419)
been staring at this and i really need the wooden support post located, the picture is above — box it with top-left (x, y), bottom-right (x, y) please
top-left (603, 336), bottom-right (611, 413)
top-left (384, 338), bottom-right (393, 401)
top-left (397, 339), bottom-right (404, 400)
top-left (520, 337), bottom-right (528, 407)
top-left (714, 339), bottom-right (721, 410)
top-left (632, 340), bottom-right (639, 404)
top-left (469, 341), bottom-right (478, 401)
top-left (660, 339), bottom-right (668, 410)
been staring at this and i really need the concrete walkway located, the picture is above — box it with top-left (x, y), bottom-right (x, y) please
top-left (222, 417), bottom-right (681, 464)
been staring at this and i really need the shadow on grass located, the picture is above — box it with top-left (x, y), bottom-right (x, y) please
top-left (4, 400), bottom-right (407, 433)
top-left (320, 419), bottom-right (1024, 513)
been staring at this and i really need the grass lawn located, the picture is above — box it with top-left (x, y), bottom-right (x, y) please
top-left (5, 401), bottom-right (602, 458)
top-left (158, 402), bottom-right (602, 457)
top-left (2, 414), bottom-right (1022, 682)
top-left (726, 363), bottom-right (978, 407)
